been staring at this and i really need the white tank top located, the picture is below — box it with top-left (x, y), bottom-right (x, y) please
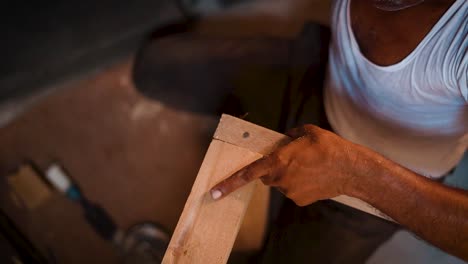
top-left (324, 0), bottom-right (467, 178)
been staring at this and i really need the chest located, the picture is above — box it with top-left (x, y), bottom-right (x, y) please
top-left (349, 0), bottom-right (455, 66)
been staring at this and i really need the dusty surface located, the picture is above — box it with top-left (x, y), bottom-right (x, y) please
top-left (0, 57), bottom-right (217, 263)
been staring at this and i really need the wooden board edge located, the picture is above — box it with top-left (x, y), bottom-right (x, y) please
top-left (214, 114), bottom-right (289, 156)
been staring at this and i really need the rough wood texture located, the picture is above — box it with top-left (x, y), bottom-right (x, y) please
top-left (164, 115), bottom-right (392, 264)
top-left (163, 140), bottom-right (263, 264)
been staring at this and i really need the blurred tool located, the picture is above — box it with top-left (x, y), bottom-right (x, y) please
top-left (45, 164), bottom-right (118, 241)
top-left (42, 163), bottom-right (170, 263)
top-left (4, 161), bottom-right (171, 263)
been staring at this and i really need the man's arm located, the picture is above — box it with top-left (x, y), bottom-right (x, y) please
top-left (210, 125), bottom-right (468, 260)
top-left (195, 0), bottom-right (332, 38)
top-left (349, 143), bottom-right (468, 260)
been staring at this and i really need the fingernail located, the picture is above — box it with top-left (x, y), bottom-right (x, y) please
top-left (211, 189), bottom-right (222, 200)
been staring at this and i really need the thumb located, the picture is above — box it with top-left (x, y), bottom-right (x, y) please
top-left (210, 155), bottom-right (275, 200)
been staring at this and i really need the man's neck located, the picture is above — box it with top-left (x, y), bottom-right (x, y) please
top-left (351, 0), bottom-right (455, 66)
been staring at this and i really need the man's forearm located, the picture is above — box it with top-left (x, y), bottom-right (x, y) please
top-left (348, 147), bottom-right (468, 260)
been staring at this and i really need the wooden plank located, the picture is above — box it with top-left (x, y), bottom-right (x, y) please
top-left (162, 139), bottom-right (264, 264)
top-left (7, 165), bottom-right (52, 210)
top-left (332, 195), bottom-right (391, 220)
top-left (164, 115), bottom-right (394, 264)
top-left (214, 114), bottom-right (290, 155)
top-left (214, 114), bottom-right (392, 221)
top-left (233, 183), bottom-right (270, 251)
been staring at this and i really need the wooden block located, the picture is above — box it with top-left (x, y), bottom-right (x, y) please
top-left (163, 115), bottom-right (392, 264)
top-left (7, 165), bottom-right (52, 210)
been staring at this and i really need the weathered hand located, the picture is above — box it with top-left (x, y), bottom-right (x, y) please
top-left (210, 125), bottom-right (468, 260)
top-left (211, 124), bottom-right (370, 206)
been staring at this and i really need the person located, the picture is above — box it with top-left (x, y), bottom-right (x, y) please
top-left (210, 0), bottom-right (468, 261)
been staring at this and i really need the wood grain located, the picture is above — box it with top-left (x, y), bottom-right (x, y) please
top-left (162, 140), bottom-right (264, 264)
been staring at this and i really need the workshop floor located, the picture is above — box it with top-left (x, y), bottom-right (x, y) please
top-left (0, 15), bottom-right (328, 262)
top-left (0, 57), bottom-right (218, 263)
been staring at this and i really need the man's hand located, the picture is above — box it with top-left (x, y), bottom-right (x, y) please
top-left (210, 125), bottom-right (368, 205)
top-left (211, 124), bottom-right (468, 260)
